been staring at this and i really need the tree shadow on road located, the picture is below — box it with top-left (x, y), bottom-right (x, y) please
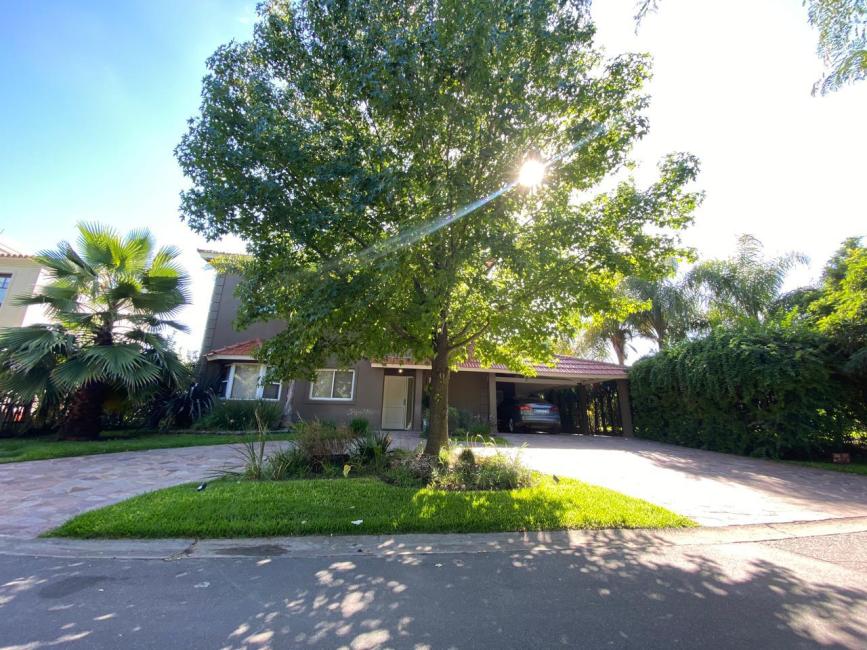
top-left (2, 532), bottom-right (865, 649)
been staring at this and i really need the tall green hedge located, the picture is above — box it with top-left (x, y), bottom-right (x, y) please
top-left (629, 326), bottom-right (853, 458)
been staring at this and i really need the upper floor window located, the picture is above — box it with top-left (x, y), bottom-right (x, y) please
top-left (0, 274), bottom-right (11, 307)
top-left (310, 369), bottom-right (355, 401)
top-left (221, 363), bottom-right (282, 401)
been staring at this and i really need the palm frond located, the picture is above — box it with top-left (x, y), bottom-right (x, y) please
top-left (51, 357), bottom-right (107, 391)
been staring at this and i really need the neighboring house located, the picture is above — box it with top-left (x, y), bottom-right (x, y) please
top-left (0, 239), bottom-right (48, 328)
top-left (198, 249), bottom-right (633, 435)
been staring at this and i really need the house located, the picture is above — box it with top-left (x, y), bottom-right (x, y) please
top-left (0, 239), bottom-right (48, 328)
top-left (197, 250), bottom-right (633, 436)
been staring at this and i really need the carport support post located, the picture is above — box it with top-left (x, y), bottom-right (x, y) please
top-left (488, 373), bottom-right (498, 434)
top-left (616, 379), bottom-right (634, 438)
top-left (576, 384), bottom-right (590, 435)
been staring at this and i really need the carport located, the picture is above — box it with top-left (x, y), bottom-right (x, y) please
top-left (482, 356), bottom-right (632, 437)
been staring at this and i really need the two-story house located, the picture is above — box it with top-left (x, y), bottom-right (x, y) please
top-left (0, 239), bottom-right (48, 329)
top-left (197, 249), bottom-right (634, 436)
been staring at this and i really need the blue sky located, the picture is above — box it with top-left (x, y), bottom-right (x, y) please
top-left (1, 0), bottom-right (864, 357)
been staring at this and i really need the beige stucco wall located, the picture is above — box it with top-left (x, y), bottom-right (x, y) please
top-left (0, 258), bottom-right (46, 328)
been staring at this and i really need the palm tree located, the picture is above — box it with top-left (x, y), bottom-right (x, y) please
top-left (686, 234), bottom-right (807, 326)
top-left (625, 275), bottom-right (698, 350)
top-left (567, 316), bottom-right (635, 365)
top-left (0, 223), bottom-right (190, 438)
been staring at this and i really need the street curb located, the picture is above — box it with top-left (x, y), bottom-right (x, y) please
top-left (2, 516), bottom-right (866, 561)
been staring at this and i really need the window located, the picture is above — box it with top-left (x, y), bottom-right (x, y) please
top-left (222, 363), bottom-right (282, 401)
top-left (0, 274), bottom-right (10, 307)
top-left (309, 369), bottom-right (355, 401)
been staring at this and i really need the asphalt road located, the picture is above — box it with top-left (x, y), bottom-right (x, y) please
top-left (2, 530), bottom-right (866, 649)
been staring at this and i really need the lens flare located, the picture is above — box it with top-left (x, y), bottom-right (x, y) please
top-left (517, 159), bottom-right (546, 188)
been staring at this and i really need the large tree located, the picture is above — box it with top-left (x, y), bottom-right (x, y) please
top-left (0, 223), bottom-right (190, 438)
top-left (177, 0), bottom-right (701, 453)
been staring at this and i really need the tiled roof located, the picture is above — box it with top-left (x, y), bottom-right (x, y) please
top-left (378, 354), bottom-right (628, 380)
top-left (205, 342), bottom-right (628, 380)
top-left (0, 240), bottom-right (31, 258)
top-left (205, 338), bottom-right (262, 359)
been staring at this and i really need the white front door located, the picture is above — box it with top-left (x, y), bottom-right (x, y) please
top-left (382, 376), bottom-right (410, 430)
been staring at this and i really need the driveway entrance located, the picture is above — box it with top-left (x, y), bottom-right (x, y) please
top-left (500, 433), bottom-right (867, 526)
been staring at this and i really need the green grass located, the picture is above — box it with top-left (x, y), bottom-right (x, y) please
top-left (46, 474), bottom-right (694, 539)
top-left (785, 460), bottom-right (867, 476)
top-left (0, 430), bottom-right (295, 464)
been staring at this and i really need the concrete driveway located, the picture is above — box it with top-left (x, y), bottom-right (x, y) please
top-left (500, 433), bottom-right (867, 526)
top-left (1, 433), bottom-right (866, 537)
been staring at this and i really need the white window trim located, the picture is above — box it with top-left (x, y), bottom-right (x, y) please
top-left (223, 363), bottom-right (282, 401)
top-left (309, 368), bottom-right (356, 401)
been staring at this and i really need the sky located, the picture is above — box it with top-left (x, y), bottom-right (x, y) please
top-left (1, 0), bottom-right (864, 358)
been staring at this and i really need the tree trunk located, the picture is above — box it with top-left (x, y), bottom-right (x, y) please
top-left (424, 337), bottom-right (450, 455)
top-left (61, 382), bottom-right (107, 440)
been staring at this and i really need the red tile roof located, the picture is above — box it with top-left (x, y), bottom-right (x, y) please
top-left (205, 341), bottom-right (628, 380)
top-left (377, 354), bottom-right (628, 380)
top-left (205, 338), bottom-right (262, 359)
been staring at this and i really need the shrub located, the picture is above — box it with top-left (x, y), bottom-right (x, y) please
top-left (630, 324), bottom-right (856, 459)
top-left (381, 448), bottom-right (438, 487)
top-left (474, 453), bottom-right (532, 490)
top-left (349, 418), bottom-right (370, 436)
top-left (294, 420), bottom-right (355, 464)
top-left (468, 422), bottom-right (491, 436)
top-left (349, 431), bottom-right (393, 470)
top-left (194, 400), bottom-right (283, 431)
top-left (265, 447), bottom-right (311, 480)
top-left (430, 448), bottom-right (533, 491)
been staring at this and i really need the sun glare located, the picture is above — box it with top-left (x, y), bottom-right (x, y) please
top-left (517, 158), bottom-right (545, 188)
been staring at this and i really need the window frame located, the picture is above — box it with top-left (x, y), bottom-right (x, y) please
top-left (308, 368), bottom-right (356, 402)
top-left (223, 363), bottom-right (282, 401)
top-left (0, 273), bottom-right (11, 307)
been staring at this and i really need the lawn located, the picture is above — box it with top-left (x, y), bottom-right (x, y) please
top-left (47, 474), bottom-right (694, 539)
top-left (785, 460), bottom-right (867, 476)
top-left (0, 430), bottom-right (295, 464)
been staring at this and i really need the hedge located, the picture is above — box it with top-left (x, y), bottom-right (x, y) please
top-left (629, 325), bottom-right (854, 459)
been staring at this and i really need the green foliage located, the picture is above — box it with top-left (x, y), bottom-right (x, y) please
top-left (176, 0), bottom-right (702, 451)
top-left (293, 420), bottom-right (356, 463)
top-left (265, 447), bottom-right (311, 480)
top-left (807, 0), bottom-right (867, 95)
top-left (194, 400), bottom-right (283, 431)
top-left (809, 238), bottom-right (867, 422)
top-left (381, 450), bottom-right (438, 487)
top-left (630, 325), bottom-right (856, 459)
top-left (686, 234), bottom-right (807, 328)
top-left (349, 431), bottom-right (393, 471)
top-left (430, 449), bottom-right (533, 491)
top-left (0, 222), bottom-right (190, 438)
top-left (348, 417), bottom-right (370, 436)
